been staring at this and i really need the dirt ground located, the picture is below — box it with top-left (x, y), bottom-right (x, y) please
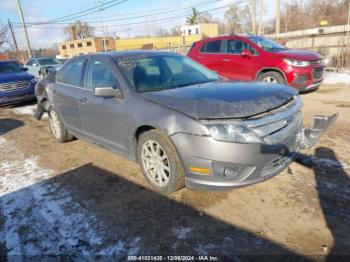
top-left (0, 84), bottom-right (349, 260)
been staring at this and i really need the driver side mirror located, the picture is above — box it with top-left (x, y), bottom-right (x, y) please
top-left (23, 67), bottom-right (28, 71)
top-left (241, 50), bottom-right (252, 58)
top-left (94, 86), bottom-right (123, 99)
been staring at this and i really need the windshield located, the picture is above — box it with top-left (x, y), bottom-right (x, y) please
top-left (37, 58), bottom-right (60, 65)
top-left (0, 62), bottom-right (23, 74)
top-left (248, 36), bottom-right (287, 52)
top-left (115, 54), bottom-right (219, 92)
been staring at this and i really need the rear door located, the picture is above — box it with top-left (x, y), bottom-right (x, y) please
top-left (219, 38), bottom-right (258, 80)
top-left (193, 39), bottom-right (225, 75)
top-left (77, 56), bottom-right (129, 155)
top-left (53, 57), bottom-right (87, 132)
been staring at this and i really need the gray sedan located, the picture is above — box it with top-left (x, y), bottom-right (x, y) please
top-left (35, 51), bottom-right (337, 193)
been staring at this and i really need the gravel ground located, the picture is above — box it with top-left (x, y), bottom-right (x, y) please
top-left (0, 84), bottom-right (349, 260)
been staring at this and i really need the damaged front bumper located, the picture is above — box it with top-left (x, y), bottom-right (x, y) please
top-left (171, 113), bottom-right (338, 191)
top-left (300, 113), bottom-right (338, 149)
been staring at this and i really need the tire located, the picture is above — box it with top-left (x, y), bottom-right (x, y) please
top-left (258, 71), bottom-right (286, 85)
top-left (137, 129), bottom-right (185, 193)
top-left (48, 107), bottom-right (74, 143)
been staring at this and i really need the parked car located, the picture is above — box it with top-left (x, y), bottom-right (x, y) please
top-left (187, 35), bottom-right (325, 92)
top-left (34, 51), bottom-right (336, 193)
top-left (0, 60), bottom-right (37, 106)
top-left (25, 57), bottom-right (61, 78)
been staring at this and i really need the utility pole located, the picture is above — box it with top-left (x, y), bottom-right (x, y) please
top-left (15, 0), bottom-right (33, 58)
top-left (258, 0), bottom-right (264, 35)
top-left (252, 0), bottom-right (256, 34)
top-left (7, 19), bottom-right (19, 56)
top-left (96, 0), bottom-right (107, 52)
top-left (275, 0), bottom-right (280, 35)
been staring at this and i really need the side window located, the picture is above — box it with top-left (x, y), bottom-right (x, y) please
top-left (87, 59), bottom-right (119, 90)
top-left (200, 40), bottom-right (222, 53)
top-left (26, 59), bottom-right (33, 66)
top-left (56, 59), bottom-right (86, 87)
top-left (225, 40), bottom-right (258, 55)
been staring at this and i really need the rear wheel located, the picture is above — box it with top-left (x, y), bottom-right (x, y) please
top-left (48, 107), bottom-right (74, 143)
top-left (258, 71), bottom-right (285, 85)
top-left (137, 129), bottom-right (185, 193)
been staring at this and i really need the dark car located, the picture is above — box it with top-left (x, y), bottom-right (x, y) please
top-left (0, 60), bottom-right (37, 106)
top-left (34, 51), bottom-right (336, 193)
top-left (187, 35), bottom-right (325, 92)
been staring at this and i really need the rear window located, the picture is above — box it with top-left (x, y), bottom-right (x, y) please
top-left (200, 40), bottom-right (221, 53)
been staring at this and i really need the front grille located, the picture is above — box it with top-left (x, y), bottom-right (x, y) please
top-left (312, 67), bottom-right (324, 80)
top-left (0, 81), bottom-right (29, 92)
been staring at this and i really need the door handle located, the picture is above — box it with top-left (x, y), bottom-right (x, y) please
top-left (78, 97), bottom-right (88, 104)
top-left (198, 56), bottom-right (204, 59)
top-left (223, 58), bottom-right (231, 62)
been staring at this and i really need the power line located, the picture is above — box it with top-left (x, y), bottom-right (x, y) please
top-left (23, 0), bottom-right (223, 25)
top-left (32, 0), bottom-right (128, 25)
top-left (16, 3), bottom-right (238, 30)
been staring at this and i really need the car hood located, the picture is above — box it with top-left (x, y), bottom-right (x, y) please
top-left (276, 49), bottom-right (322, 61)
top-left (40, 64), bottom-right (61, 69)
top-left (142, 81), bottom-right (298, 119)
top-left (0, 71), bottom-right (34, 83)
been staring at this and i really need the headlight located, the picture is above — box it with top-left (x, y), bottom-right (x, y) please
top-left (205, 123), bottom-right (262, 143)
top-left (284, 59), bottom-right (310, 67)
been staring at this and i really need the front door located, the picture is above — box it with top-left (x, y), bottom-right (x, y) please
top-left (77, 57), bottom-right (130, 155)
top-left (219, 39), bottom-right (257, 81)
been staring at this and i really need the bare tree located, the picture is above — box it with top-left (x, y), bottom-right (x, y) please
top-left (63, 20), bottom-right (95, 40)
top-left (0, 22), bottom-right (9, 52)
top-left (224, 5), bottom-right (252, 34)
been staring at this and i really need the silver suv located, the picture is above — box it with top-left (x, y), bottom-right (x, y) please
top-left (35, 51), bottom-right (337, 193)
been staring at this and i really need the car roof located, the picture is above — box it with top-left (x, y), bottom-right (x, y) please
top-left (198, 34), bottom-right (258, 42)
top-left (73, 50), bottom-right (180, 60)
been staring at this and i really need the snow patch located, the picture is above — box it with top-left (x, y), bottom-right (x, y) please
top-left (0, 136), bottom-right (140, 256)
top-left (172, 226), bottom-right (192, 239)
top-left (323, 72), bottom-right (350, 85)
top-left (11, 104), bottom-right (36, 116)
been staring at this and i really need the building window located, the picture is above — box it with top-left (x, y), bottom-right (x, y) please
top-left (77, 43), bottom-right (83, 48)
top-left (195, 28), bottom-right (199, 34)
top-left (188, 29), bottom-right (192, 35)
top-left (86, 41), bottom-right (92, 47)
top-left (70, 43), bottom-right (75, 48)
top-left (62, 45), bottom-right (66, 50)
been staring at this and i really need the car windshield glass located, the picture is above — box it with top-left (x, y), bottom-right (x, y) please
top-left (248, 36), bottom-right (287, 52)
top-left (115, 54), bottom-right (219, 92)
top-left (0, 62), bottom-right (22, 74)
top-left (37, 58), bottom-right (60, 65)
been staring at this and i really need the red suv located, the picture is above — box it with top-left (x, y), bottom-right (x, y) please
top-left (187, 35), bottom-right (325, 91)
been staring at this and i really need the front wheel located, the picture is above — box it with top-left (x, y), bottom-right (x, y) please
top-left (48, 107), bottom-right (74, 143)
top-left (137, 129), bottom-right (185, 193)
top-left (258, 71), bottom-right (286, 85)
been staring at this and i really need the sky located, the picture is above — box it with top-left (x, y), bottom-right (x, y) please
top-left (0, 0), bottom-right (275, 50)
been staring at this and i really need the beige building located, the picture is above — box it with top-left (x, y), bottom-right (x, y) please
top-left (115, 23), bottom-right (218, 51)
top-left (58, 37), bottom-right (115, 58)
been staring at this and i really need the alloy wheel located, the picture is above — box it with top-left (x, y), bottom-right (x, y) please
top-left (262, 76), bottom-right (278, 83)
top-left (141, 140), bottom-right (171, 187)
top-left (49, 110), bottom-right (61, 139)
